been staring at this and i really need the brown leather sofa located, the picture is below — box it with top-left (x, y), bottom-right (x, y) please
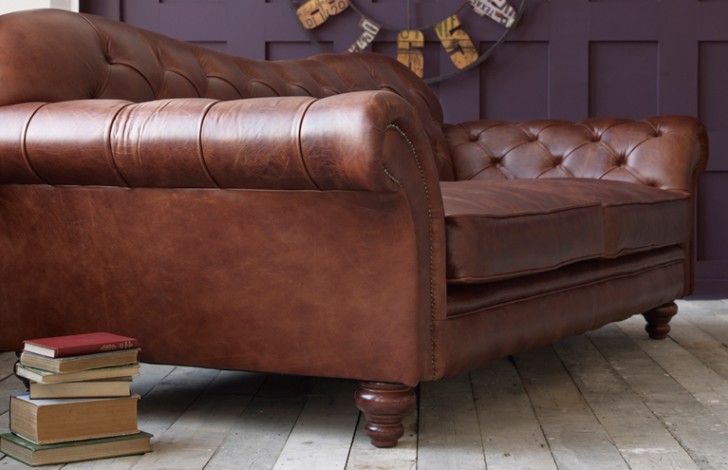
top-left (0, 9), bottom-right (708, 447)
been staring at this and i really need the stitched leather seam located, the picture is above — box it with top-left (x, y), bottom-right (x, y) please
top-left (196, 100), bottom-right (223, 188)
top-left (206, 74), bottom-right (246, 98)
top-left (104, 101), bottom-right (134, 188)
top-left (385, 123), bottom-right (437, 380)
top-left (296, 99), bottom-right (322, 191)
top-left (446, 258), bottom-right (685, 319)
top-left (20, 103), bottom-right (50, 185)
top-left (381, 166), bottom-right (402, 186)
top-left (79, 15), bottom-right (158, 99)
top-left (78, 14), bottom-right (112, 98)
top-left (164, 68), bottom-right (203, 97)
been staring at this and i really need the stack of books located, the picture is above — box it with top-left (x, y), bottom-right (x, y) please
top-left (1, 332), bottom-right (152, 466)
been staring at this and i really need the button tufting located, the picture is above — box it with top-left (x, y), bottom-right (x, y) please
top-left (469, 134), bottom-right (479, 142)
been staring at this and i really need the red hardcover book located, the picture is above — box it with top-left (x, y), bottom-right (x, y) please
top-left (22, 332), bottom-right (139, 358)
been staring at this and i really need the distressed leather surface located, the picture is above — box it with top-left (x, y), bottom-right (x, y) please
top-left (442, 179), bottom-right (604, 283)
top-left (444, 117), bottom-right (705, 193)
top-left (0, 8), bottom-right (454, 180)
top-left (0, 77), bottom-right (447, 386)
top-left (0, 9), bottom-right (709, 385)
top-left (442, 179), bottom-right (691, 283)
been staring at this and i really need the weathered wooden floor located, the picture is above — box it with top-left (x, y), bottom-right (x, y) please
top-left (1, 299), bottom-right (728, 469)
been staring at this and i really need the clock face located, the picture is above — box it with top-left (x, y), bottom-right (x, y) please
top-left (289, 0), bottom-right (524, 84)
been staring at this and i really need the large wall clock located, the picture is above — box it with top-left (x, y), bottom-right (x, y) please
top-left (289, 0), bottom-right (525, 84)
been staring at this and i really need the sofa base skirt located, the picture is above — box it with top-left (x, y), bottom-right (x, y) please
top-left (433, 247), bottom-right (685, 381)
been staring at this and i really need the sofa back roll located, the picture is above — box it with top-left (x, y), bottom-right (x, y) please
top-left (0, 8), bottom-right (455, 180)
top-left (445, 119), bottom-right (707, 193)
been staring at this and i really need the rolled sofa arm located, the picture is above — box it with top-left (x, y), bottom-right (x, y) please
top-left (0, 90), bottom-right (441, 194)
top-left (444, 116), bottom-right (708, 194)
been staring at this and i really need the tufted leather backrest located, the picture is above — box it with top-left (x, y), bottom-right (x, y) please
top-left (0, 8), bottom-right (454, 180)
top-left (444, 118), bottom-right (706, 193)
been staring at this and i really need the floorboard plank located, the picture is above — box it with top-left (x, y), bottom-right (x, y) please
top-left (134, 366), bottom-right (222, 438)
top-left (678, 300), bottom-right (728, 346)
top-left (417, 373), bottom-right (486, 470)
top-left (130, 370), bottom-right (258, 470)
top-left (667, 313), bottom-right (728, 382)
top-left (272, 378), bottom-right (359, 470)
top-left (589, 323), bottom-right (728, 468)
top-left (555, 334), bottom-right (698, 469)
top-left (130, 394), bottom-right (249, 470)
top-left (514, 347), bottom-right (630, 470)
top-left (0, 377), bottom-right (26, 417)
top-left (345, 410), bottom-right (417, 470)
top-left (0, 353), bottom-right (18, 382)
top-left (618, 315), bottom-right (728, 428)
top-left (470, 358), bottom-right (556, 470)
top-left (204, 375), bottom-right (308, 470)
top-left (130, 363), bottom-right (176, 397)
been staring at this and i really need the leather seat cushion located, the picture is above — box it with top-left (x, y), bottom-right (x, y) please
top-left (442, 179), bottom-right (605, 283)
top-left (442, 178), bottom-right (690, 284)
top-left (548, 179), bottom-right (691, 257)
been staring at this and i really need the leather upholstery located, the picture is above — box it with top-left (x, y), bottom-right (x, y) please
top-left (443, 179), bottom-right (691, 283)
top-left (0, 86), bottom-right (446, 387)
top-left (445, 118), bottom-right (706, 192)
top-left (0, 9), bottom-right (709, 388)
top-left (0, 8), bottom-right (454, 181)
top-left (437, 250), bottom-right (685, 378)
top-left (0, 92), bottom-right (436, 192)
top-left (442, 179), bottom-right (605, 283)
top-left (447, 247), bottom-right (685, 317)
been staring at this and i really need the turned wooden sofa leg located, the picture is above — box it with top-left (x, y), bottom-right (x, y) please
top-left (354, 381), bottom-right (416, 448)
top-left (643, 301), bottom-right (678, 340)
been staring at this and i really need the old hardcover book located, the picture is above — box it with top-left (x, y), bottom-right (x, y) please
top-left (0, 431), bottom-right (152, 466)
top-left (15, 363), bottom-right (140, 384)
top-left (20, 348), bottom-right (140, 374)
top-left (23, 332), bottom-right (139, 358)
top-left (10, 394), bottom-right (140, 445)
top-left (29, 378), bottom-right (132, 399)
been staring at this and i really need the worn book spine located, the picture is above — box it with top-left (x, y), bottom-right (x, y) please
top-left (19, 348), bottom-right (141, 374)
top-left (10, 394), bottom-right (141, 445)
top-left (0, 431), bottom-right (152, 466)
top-left (29, 379), bottom-right (132, 399)
top-left (23, 332), bottom-right (139, 358)
top-left (15, 364), bottom-right (141, 384)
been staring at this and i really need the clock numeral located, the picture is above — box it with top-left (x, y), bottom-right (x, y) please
top-left (296, 0), bottom-right (350, 30)
top-left (348, 18), bottom-right (381, 52)
top-left (397, 30), bottom-right (424, 77)
top-left (468, 0), bottom-right (517, 28)
top-left (435, 15), bottom-right (478, 69)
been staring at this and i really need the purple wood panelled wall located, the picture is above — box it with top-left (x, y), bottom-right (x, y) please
top-left (81, 0), bottom-right (728, 297)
